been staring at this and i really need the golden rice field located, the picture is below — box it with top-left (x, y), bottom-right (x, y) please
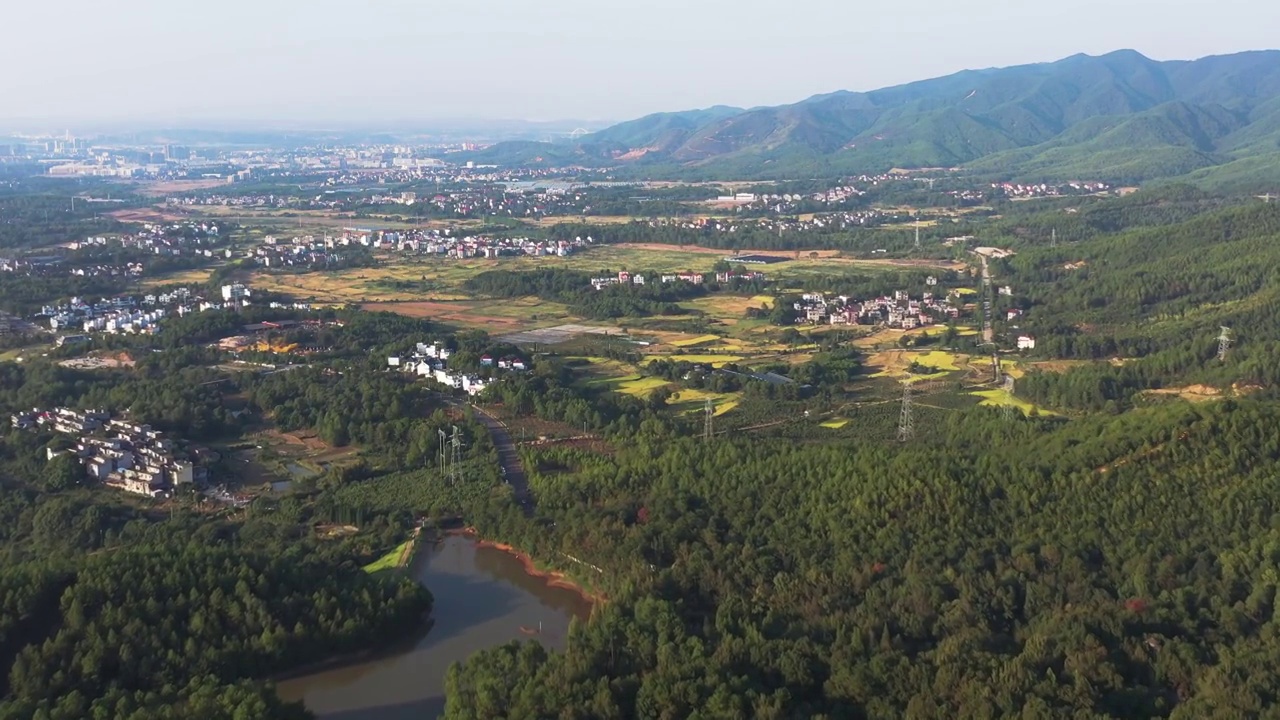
top-left (867, 349), bottom-right (966, 379)
top-left (589, 374), bottom-right (670, 397)
top-left (669, 334), bottom-right (721, 348)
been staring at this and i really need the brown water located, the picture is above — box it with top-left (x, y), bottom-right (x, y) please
top-left (276, 535), bottom-right (593, 719)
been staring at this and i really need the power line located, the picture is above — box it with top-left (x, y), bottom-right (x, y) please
top-left (897, 381), bottom-right (914, 443)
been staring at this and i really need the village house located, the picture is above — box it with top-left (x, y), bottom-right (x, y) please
top-left (15, 408), bottom-right (198, 497)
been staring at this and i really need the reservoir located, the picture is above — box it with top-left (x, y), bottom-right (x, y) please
top-left (276, 534), bottom-right (593, 719)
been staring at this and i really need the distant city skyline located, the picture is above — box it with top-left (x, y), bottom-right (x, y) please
top-left (3, 0), bottom-right (1279, 128)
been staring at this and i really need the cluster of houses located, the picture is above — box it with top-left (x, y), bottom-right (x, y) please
top-left (252, 230), bottom-right (589, 268)
top-left (395, 231), bottom-right (586, 259)
top-left (11, 408), bottom-right (200, 498)
top-left (991, 181), bottom-right (1110, 198)
top-left (1, 255), bottom-right (145, 279)
top-left (636, 208), bottom-right (909, 237)
top-left (388, 342), bottom-right (528, 396)
top-left (69, 221), bottom-right (224, 257)
top-left (42, 286), bottom-right (252, 336)
top-left (589, 269), bottom-right (765, 290)
top-left (793, 288), bottom-right (961, 328)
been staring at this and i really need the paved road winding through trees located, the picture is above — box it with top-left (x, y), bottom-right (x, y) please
top-left (470, 405), bottom-right (534, 515)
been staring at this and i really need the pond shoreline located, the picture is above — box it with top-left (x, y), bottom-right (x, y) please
top-left (449, 527), bottom-right (606, 606)
top-left (273, 529), bottom-right (428, 683)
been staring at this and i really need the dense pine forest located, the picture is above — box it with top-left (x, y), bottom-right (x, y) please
top-left (444, 400), bottom-right (1280, 718)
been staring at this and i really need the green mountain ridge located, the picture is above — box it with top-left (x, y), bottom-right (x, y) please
top-left (470, 49), bottom-right (1280, 185)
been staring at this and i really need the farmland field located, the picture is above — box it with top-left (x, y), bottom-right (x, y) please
top-left (667, 388), bottom-right (742, 415)
top-left (669, 334), bottom-right (721, 348)
top-left (655, 354), bottom-right (746, 367)
top-left (971, 388), bottom-right (1055, 416)
top-left (591, 375), bottom-right (670, 397)
top-left (866, 349), bottom-right (966, 380)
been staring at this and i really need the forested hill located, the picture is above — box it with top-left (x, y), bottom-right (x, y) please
top-left (444, 399), bottom-right (1280, 718)
top-left (468, 49), bottom-right (1280, 186)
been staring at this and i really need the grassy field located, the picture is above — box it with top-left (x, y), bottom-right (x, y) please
top-left (681, 295), bottom-right (772, 322)
top-left (248, 242), bottom-right (962, 306)
top-left (972, 388), bottom-right (1054, 416)
top-left (362, 539), bottom-right (413, 574)
top-left (0, 344), bottom-right (51, 363)
top-left (173, 204), bottom-right (428, 230)
top-left (141, 268), bottom-right (217, 288)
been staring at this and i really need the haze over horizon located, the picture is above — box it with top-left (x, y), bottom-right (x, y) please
top-left (3, 0), bottom-right (1279, 129)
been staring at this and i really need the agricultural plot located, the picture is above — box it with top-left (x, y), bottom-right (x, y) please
top-left (666, 388), bottom-right (742, 416)
top-left (681, 295), bottom-right (772, 322)
top-left (669, 334), bottom-right (721, 348)
top-left (655, 354), bottom-right (746, 367)
top-left (866, 349), bottom-right (966, 381)
top-left (362, 297), bottom-right (575, 333)
top-left (591, 374), bottom-right (670, 397)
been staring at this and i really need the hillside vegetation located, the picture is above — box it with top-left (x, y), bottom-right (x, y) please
top-left (471, 49), bottom-right (1280, 186)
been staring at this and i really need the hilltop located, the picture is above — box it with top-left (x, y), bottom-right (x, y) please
top-left (470, 49), bottom-right (1280, 187)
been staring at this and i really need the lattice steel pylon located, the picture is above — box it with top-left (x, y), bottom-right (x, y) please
top-left (1003, 378), bottom-right (1018, 421)
top-left (897, 381), bottom-right (914, 443)
top-left (437, 428), bottom-right (448, 476)
top-left (1218, 326), bottom-right (1233, 362)
top-left (703, 398), bottom-right (715, 441)
top-left (449, 425), bottom-right (464, 485)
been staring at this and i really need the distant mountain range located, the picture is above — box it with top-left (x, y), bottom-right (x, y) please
top-left (469, 50), bottom-right (1280, 187)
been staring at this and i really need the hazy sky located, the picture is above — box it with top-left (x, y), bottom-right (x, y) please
top-left (3, 0), bottom-right (1278, 126)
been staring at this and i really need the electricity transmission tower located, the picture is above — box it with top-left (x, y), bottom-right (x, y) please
top-left (449, 426), bottom-right (464, 485)
top-left (437, 428), bottom-right (448, 477)
top-left (897, 381), bottom-right (914, 443)
top-left (1218, 326), bottom-right (1233, 362)
top-left (992, 353), bottom-right (1003, 384)
top-left (703, 398), bottom-right (715, 441)
top-left (1051, 228), bottom-right (1057, 248)
top-left (1002, 378), bottom-right (1018, 422)
top-left (914, 217), bottom-right (921, 249)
